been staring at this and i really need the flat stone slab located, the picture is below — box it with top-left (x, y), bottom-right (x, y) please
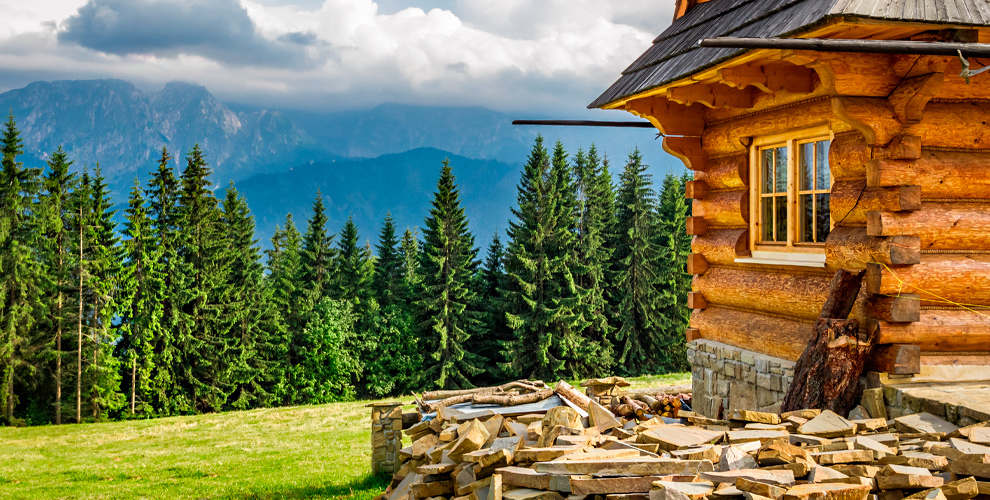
top-left (700, 469), bottom-right (796, 487)
top-left (781, 483), bottom-right (871, 500)
top-left (534, 458), bottom-right (715, 477)
top-left (894, 413), bottom-right (959, 435)
top-left (798, 411), bottom-right (856, 439)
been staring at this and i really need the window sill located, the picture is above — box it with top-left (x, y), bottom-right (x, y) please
top-left (734, 251), bottom-right (826, 268)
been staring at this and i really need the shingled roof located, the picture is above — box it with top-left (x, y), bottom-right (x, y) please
top-left (589, 0), bottom-right (990, 109)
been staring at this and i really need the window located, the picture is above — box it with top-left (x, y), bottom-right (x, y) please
top-left (747, 128), bottom-right (833, 263)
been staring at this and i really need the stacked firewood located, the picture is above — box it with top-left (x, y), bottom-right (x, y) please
top-left (381, 382), bottom-right (990, 500)
top-left (611, 393), bottom-right (691, 420)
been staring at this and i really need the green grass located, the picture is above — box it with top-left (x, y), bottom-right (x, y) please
top-left (0, 374), bottom-right (689, 499)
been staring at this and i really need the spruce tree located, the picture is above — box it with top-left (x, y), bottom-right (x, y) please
top-left (333, 216), bottom-right (376, 394)
top-left (119, 179), bottom-right (163, 416)
top-left (38, 147), bottom-right (77, 424)
top-left (655, 173), bottom-right (692, 372)
top-left (145, 147), bottom-right (187, 415)
top-left (222, 185), bottom-right (278, 409)
top-left (399, 228), bottom-right (420, 301)
top-left (299, 193), bottom-right (335, 318)
top-left (266, 214), bottom-right (307, 404)
top-left (0, 113), bottom-right (45, 424)
top-left (416, 160), bottom-right (484, 389)
top-left (571, 145), bottom-right (615, 377)
top-left (501, 138), bottom-right (583, 380)
top-left (469, 231), bottom-right (510, 385)
top-left (84, 167), bottom-right (126, 419)
top-left (175, 145), bottom-right (235, 412)
top-left (372, 213), bottom-right (404, 310)
top-left (610, 149), bottom-right (665, 375)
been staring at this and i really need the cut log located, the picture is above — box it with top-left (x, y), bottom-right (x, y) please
top-left (688, 292), bottom-right (708, 310)
top-left (916, 101), bottom-right (990, 150)
top-left (829, 132), bottom-right (873, 181)
top-left (687, 217), bottom-right (709, 236)
top-left (870, 310), bottom-right (990, 351)
top-left (686, 180), bottom-right (709, 200)
top-left (473, 388), bottom-right (553, 407)
top-left (690, 307), bottom-right (814, 362)
top-left (692, 228), bottom-right (750, 265)
top-left (782, 270), bottom-right (869, 414)
top-left (866, 255), bottom-right (990, 307)
top-left (865, 344), bottom-right (921, 375)
top-left (692, 190), bottom-right (749, 227)
top-left (867, 149), bottom-right (990, 198)
top-left (866, 294), bottom-right (921, 323)
top-left (867, 203), bottom-right (990, 251)
top-left (693, 267), bottom-right (833, 321)
top-left (825, 227), bottom-right (920, 270)
top-left (696, 154), bottom-right (748, 190)
top-left (554, 381), bottom-right (591, 411)
top-left (687, 254), bottom-right (710, 275)
top-left (831, 181), bottom-right (921, 227)
top-left (704, 98), bottom-right (834, 155)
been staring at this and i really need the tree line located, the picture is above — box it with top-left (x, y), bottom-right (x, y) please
top-left (0, 114), bottom-right (691, 426)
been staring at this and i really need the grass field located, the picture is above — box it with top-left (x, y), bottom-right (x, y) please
top-left (0, 374), bottom-right (689, 500)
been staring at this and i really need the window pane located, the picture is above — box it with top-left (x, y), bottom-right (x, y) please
top-left (816, 140), bottom-right (831, 190)
top-left (774, 147), bottom-right (787, 193)
top-left (761, 149), bottom-right (773, 194)
top-left (761, 197), bottom-right (774, 241)
top-left (775, 196), bottom-right (788, 242)
top-left (800, 194), bottom-right (813, 243)
top-left (816, 193), bottom-right (831, 243)
top-left (800, 142), bottom-right (814, 191)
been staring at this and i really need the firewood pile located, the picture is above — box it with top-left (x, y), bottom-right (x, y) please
top-left (380, 381), bottom-right (990, 500)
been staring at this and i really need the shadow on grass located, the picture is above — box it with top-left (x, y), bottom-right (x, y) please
top-left (232, 472), bottom-right (391, 500)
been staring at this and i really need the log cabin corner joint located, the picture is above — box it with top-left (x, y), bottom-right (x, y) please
top-left (590, 0), bottom-right (990, 416)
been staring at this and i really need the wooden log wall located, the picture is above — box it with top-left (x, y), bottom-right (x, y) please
top-left (646, 56), bottom-right (990, 367)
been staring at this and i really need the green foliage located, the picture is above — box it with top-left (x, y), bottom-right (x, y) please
top-left (415, 160), bottom-right (485, 390)
top-left (654, 173), bottom-right (692, 372)
top-left (291, 299), bottom-right (361, 403)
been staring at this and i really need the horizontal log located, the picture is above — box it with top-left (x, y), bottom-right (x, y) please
top-left (685, 180), bottom-right (709, 200)
top-left (692, 228), bottom-right (750, 266)
top-left (692, 190), bottom-right (749, 227)
top-left (687, 217), bottom-right (708, 236)
top-left (831, 181), bottom-right (921, 226)
top-left (692, 266), bottom-right (832, 320)
top-left (916, 101), bottom-right (990, 150)
top-left (690, 306), bottom-right (814, 361)
top-left (870, 310), bottom-right (990, 352)
top-left (867, 202), bottom-right (990, 251)
top-left (866, 294), bottom-right (921, 323)
top-left (695, 155), bottom-right (747, 190)
top-left (866, 344), bottom-right (921, 375)
top-left (867, 149), bottom-right (990, 198)
top-left (866, 255), bottom-right (990, 307)
top-left (687, 253), bottom-right (709, 275)
top-left (824, 226), bottom-right (921, 270)
top-left (703, 98), bottom-right (834, 156)
top-left (829, 132), bottom-right (872, 180)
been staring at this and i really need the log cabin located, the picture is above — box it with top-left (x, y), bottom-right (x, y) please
top-left (590, 0), bottom-right (990, 418)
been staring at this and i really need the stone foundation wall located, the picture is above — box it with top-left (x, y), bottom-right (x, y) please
top-left (687, 339), bottom-right (796, 418)
top-left (883, 382), bottom-right (990, 427)
top-left (370, 403), bottom-right (403, 475)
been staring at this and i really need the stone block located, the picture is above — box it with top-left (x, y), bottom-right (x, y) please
top-left (740, 352), bottom-right (755, 365)
top-left (757, 388), bottom-right (777, 408)
top-left (755, 356), bottom-right (770, 373)
top-left (730, 380), bottom-right (758, 413)
top-left (771, 375), bottom-right (783, 392)
top-left (757, 373), bottom-right (773, 390)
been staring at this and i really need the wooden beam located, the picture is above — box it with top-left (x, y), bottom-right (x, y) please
top-left (867, 255), bottom-right (990, 307)
top-left (693, 267), bottom-right (834, 321)
top-left (692, 228), bottom-right (750, 265)
top-left (866, 344), bottom-right (921, 375)
top-left (692, 190), bottom-right (749, 227)
top-left (825, 227), bottom-right (921, 270)
top-left (686, 217), bottom-right (708, 236)
top-left (888, 73), bottom-right (944, 124)
top-left (690, 307), bottom-right (813, 362)
top-left (696, 154), bottom-right (747, 190)
top-left (662, 137), bottom-right (707, 171)
top-left (867, 203), bottom-right (990, 251)
top-left (685, 327), bottom-right (702, 342)
top-left (830, 182), bottom-right (921, 226)
top-left (870, 310), bottom-right (990, 352)
top-left (667, 83), bottom-right (755, 109)
top-left (868, 149), bottom-right (990, 198)
top-left (866, 294), bottom-right (921, 323)
top-left (687, 253), bottom-right (710, 275)
top-left (625, 97), bottom-right (705, 137)
top-left (687, 292), bottom-right (708, 310)
top-left (885, 135), bottom-right (922, 160)
top-left (685, 180), bottom-right (709, 200)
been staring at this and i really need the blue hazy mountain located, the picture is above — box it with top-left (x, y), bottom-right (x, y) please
top-left (230, 148), bottom-right (520, 250)
top-left (0, 79), bottom-right (684, 247)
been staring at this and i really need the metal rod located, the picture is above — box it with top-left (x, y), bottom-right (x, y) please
top-left (699, 37), bottom-right (990, 58)
top-left (512, 119), bottom-right (655, 128)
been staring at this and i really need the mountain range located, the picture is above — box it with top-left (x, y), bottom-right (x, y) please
top-left (0, 79), bottom-right (683, 248)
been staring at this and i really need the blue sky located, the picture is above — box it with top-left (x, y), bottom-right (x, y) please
top-left (0, 0), bottom-right (675, 115)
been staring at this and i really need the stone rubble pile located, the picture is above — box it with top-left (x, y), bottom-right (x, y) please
top-left (378, 382), bottom-right (990, 500)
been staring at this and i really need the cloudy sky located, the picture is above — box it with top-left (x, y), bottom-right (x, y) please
top-left (0, 0), bottom-right (674, 114)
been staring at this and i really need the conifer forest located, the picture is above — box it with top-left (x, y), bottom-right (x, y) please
top-left (0, 113), bottom-right (692, 426)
